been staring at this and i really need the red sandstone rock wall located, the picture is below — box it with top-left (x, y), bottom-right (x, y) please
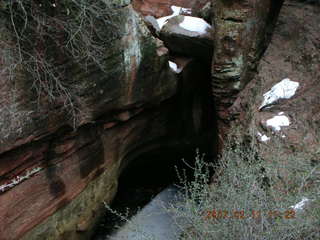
top-left (0, 3), bottom-right (180, 239)
top-left (231, 1), bottom-right (320, 151)
top-left (225, 1), bottom-right (320, 196)
top-left (0, 1), bottom-right (215, 238)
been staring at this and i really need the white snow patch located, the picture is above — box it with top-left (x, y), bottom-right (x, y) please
top-left (180, 7), bottom-right (192, 15)
top-left (0, 167), bottom-right (42, 193)
top-left (257, 132), bottom-right (270, 142)
top-left (171, 6), bottom-right (183, 15)
top-left (168, 61), bottom-right (182, 74)
top-left (109, 185), bottom-right (187, 240)
top-left (157, 6), bottom-right (183, 29)
top-left (290, 197), bottom-right (309, 210)
top-left (266, 114), bottom-right (290, 131)
top-left (179, 16), bottom-right (211, 35)
top-left (260, 78), bottom-right (299, 109)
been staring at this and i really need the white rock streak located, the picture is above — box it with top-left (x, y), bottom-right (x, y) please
top-left (290, 197), bottom-right (309, 210)
top-left (260, 78), bottom-right (299, 109)
top-left (266, 114), bottom-right (290, 131)
top-left (179, 16), bottom-right (211, 35)
top-left (0, 167), bottom-right (42, 193)
top-left (168, 61), bottom-right (182, 74)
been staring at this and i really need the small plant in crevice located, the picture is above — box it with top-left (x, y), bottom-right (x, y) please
top-left (0, 0), bottom-right (123, 135)
top-left (103, 203), bottom-right (157, 240)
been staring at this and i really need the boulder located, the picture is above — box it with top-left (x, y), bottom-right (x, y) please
top-left (156, 6), bottom-right (192, 31)
top-left (160, 15), bottom-right (213, 60)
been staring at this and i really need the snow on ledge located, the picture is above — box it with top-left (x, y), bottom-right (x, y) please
top-left (169, 61), bottom-right (182, 74)
top-left (266, 113), bottom-right (290, 131)
top-left (257, 132), bottom-right (270, 142)
top-left (157, 6), bottom-right (191, 30)
top-left (290, 197), bottom-right (310, 211)
top-left (180, 8), bottom-right (192, 15)
top-left (179, 16), bottom-right (211, 35)
top-left (109, 185), bottom-right (186, 240)
top-left (259, 78), bottom-right (299, 110)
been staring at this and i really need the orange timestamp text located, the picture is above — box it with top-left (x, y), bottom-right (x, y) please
top-left (203, 209), bottom-right (296, 220)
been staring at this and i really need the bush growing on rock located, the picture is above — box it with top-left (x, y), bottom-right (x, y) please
top-left (0, 0), bottom-right (122, 137)
top-left (168, 132), bottom-right (320, 240)
top-left (101, 132), bottom-right (320, 240)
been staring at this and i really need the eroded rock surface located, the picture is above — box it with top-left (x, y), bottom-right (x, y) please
top-left (0, 3), bottom-right (176, 155)
top-left (230, 1), bottom-right (320, 185)
top-left (211, 0), bottom-right (284, 142)
top-left (0, 2), bottom-right (213, 239)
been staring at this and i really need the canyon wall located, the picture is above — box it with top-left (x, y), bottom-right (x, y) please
top-left (230, 1), bottom-right (320, 170)
top-left (213, 0), bottom-right (320, 205)
top-left (211, 0), bottom-right (284, 144)
top-left (0, 1), bottom-right (212, 239)
top-left (1, 0), bottom-right (318, 239)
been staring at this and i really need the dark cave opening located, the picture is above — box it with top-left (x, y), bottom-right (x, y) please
top-left (92, 145), bottom-right (215, 240)
top-left (92, 58), bottom-right (217, 239)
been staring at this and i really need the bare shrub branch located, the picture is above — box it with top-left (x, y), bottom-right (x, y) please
top-left (0, 0), bottom-right (123, 139)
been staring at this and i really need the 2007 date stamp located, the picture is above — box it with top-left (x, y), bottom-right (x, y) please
top-left (203, 209), bottom-right (296, 220)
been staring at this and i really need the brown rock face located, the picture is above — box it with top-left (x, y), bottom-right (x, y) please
top-left (0, 2), bottom-right (213, 239)
top-left (211, 0), bottom-right (284, 145)
top-left (230, 1), bottom-right (320, 184)
top-left (0, 3), bottom-right (176, 156)
top-left (0, 105), bottom-right (178, 240)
